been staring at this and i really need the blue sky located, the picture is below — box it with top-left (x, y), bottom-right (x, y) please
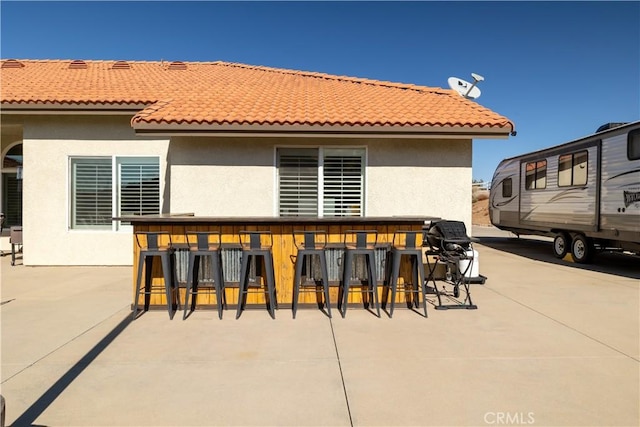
top-left (1, 1), bottom-right (638, 182)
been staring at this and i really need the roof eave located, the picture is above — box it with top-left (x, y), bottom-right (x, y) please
top-left (1, 101), bottom-right (151, 114)
top-left (132, 122), bottom-right (514, 139)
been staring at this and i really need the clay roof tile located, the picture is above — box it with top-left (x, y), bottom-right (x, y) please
top-left (1, 59), bottom-right (514, 133)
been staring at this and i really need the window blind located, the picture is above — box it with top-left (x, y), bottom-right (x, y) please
top-left (278, 150), bottom-right (318, 217)
top-left (323, 154), bottom-right (363, 217)
top-left (71, 158), bottom-right (112, 228)
top-left (119, 162), bottom-right (160, 218)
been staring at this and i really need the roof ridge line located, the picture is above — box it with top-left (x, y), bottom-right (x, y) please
top-left (214, 61), bottom-right (447, 94)
top-left (0, 58), bottom-right (449, 93)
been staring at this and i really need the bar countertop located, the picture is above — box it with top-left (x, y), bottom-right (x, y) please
top-left (125, 214), bottom-right (440, 310)
top-left (116, 214), bottom-right (439, 225)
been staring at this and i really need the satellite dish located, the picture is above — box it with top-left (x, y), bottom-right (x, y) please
top-left (448, 73), bottom-right (484, 100)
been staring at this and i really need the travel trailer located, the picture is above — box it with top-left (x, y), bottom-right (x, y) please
top-left (489, 121), bottom-right (640, 263)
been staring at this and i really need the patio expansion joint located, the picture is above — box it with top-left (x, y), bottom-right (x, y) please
top-left (484, 287), bottom-right (640, 363)
top-left (392, 355), bottom-right (634, 362)
top-left (0, 304), bottom-right (131, 385)
top-left (329, 317), bottom-right (354, 427)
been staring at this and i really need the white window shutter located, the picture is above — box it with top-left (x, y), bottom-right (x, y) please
top-left (278, 150), bottom-right (319, 216)
top-left (119, 162), bottom-right (160, 218)
top-left (71, 158), bottom-right (113, 228)
top-left (323, 153), bottom-right (363, 217)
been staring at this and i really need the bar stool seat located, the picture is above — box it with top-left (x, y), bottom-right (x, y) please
top-left (133, 231), bottom-right (180, 319)
top-left (236, 231), bottom-right (277, 319)
top-left (382, 230), bottom-right (428, 317)
top-left (183, 231), bottom-right (226, 319)
top-left (292, 230), bottom-right (331, 318)
top-left (338, 229), bottom-right (381, 318)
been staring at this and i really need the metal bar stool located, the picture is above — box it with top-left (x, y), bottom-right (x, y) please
top-left (10, 226), bottom-right (23, 266)
top-left (183, 231), bottom-right (226, 320)
top-left (338, 229), bottom-right (381, 318)
top-left (133, 231), bottom-right (180, 320)
top-left (236, 231), bottom-right (277, 319)
top-left (292, 230), bottom-right (331, 318)
top-left (382, 230), bottom-right (428, 317)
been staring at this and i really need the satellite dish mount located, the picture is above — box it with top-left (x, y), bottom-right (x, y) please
top-left (448, 73), bottom-right (484, 100)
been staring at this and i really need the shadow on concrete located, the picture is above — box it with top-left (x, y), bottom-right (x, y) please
top-left (9, 315), bottom-right (131, 427)
top-left (474, 236), bottom-right (640, 280)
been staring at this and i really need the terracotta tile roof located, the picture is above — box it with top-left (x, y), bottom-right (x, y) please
top-left (1, 59), bottom-right (514, 134)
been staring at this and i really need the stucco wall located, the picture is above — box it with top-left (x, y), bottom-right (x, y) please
top-left (169, 137), bottom-right (276, 216)
top-left (367, 138), bottom-right (472, 226)
top-left (169, 136), bottom-right (472, 227)
top-left (21, 115), bottom-right (169, 266)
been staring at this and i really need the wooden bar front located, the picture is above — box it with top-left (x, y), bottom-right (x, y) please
top-left (124, 216), bottom-right (436, 310)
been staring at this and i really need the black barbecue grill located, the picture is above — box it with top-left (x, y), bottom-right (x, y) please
top-left (426, 220), bottom-right (473, 251)
top-left (424, 220), bottom-right (480, 309)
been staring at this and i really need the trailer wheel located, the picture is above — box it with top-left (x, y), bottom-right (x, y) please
top-left (571, 234), bottom-right (594, 264)
top-left (552, 232), bottom-right (570, 259)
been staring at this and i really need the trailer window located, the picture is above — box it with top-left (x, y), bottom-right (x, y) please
top-left (558, 151), bottom-right (588, 187)
top-left (525, 160), bottom-right (547, 190)
top-left (629, 129), bottom-right (640, 160)
top-left (502, 178), bottom-right (512, 197)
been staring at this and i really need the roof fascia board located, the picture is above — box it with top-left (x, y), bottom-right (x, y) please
top-left (132, 122), bottom-right (509, 134)
top-left (1, 109), bottom-right (141, 116)
top-left (1, 103), bottom-right (148, 114)
top-left (133, 123), bottom-right (511, 138)
top-left (134, 128), bottom-right (510, 139)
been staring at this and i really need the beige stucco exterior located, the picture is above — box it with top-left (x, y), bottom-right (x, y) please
top-left (1, 115), bottom-right (473, 266)
top-left (366, 138), bottom-right (471, 224)
top-left (168, 137), bottom-right (276, 216)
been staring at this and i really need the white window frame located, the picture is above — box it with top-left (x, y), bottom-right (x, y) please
top-left (276, 147), bottom-right (366, 218)
top-left (69, 156), bottom-right (161, 231)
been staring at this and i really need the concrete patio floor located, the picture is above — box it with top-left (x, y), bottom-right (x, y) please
top-left (1, 226), bottom-right (638, 426)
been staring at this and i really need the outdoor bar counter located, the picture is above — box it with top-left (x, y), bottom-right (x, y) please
top-left (123, 215), bottom-right (438, 312)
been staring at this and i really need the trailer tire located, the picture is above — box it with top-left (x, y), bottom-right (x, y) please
top-left (571, 234), bottom-right (594, 264)
top-left (552, 232), bottom-right (570, 259)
